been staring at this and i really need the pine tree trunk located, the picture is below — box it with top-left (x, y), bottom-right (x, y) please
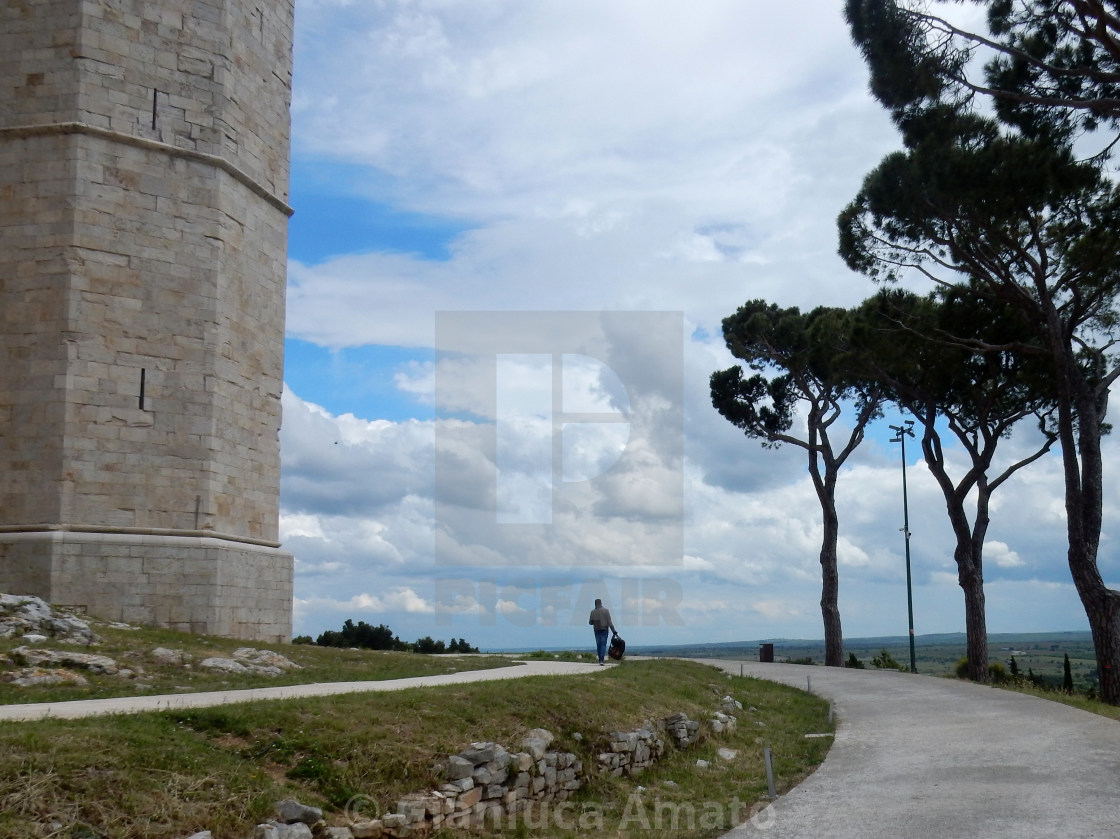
top-left (962, 488), bottom-right (990, 684)
top-left (814, 460), bottom-right (844, 668)
top-left (1070, 550), bottom-right (1120, 702)
top-left (1058, 366), bottom-right (1120, 704)
top-left (810, 448), bottom-right (842, 672)
top-left (960, 566), bottom-right (989, 683)
top-left (820, 506), bottom-right (843, 667)
top-left (921, 425), bottom-right (991, 684)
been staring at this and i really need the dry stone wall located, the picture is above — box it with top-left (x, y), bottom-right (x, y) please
top-left (21, 696), bottom-right (741, 838)
top-left (341, 728), bottom-right (584, 838)
top-left (249, 708), bottom-right (740, 839)
top-left (598, 724), bottom-right (666, 776)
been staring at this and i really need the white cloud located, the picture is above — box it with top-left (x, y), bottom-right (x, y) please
top-left (286, 3), bottom-right (899, 352)
top-left (280, 1), bottom-right (1118, 647)
top-left (293, 2), bottom-right (883, 216)
top-left (295, 588), bottom-right (434, 618)
top-left (987, 541), bottom-right (1025, 569)
top-left (282, 513), bottom-right (326, 541)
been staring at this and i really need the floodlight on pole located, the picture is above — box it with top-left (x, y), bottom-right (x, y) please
top-left (889, 419), bottom-right (918, 674)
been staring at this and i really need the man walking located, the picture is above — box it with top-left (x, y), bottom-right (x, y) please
top-left (589, 598), bottom-right (616, 665)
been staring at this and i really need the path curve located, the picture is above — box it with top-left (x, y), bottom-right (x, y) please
top-left (0, 660), bottom-right (603, 722)
top-left (712, 660), bottom-right (1120, 839)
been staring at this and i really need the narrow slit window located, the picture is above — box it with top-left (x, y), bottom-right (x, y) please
top-left (139, 368), bottom-right (146, 410)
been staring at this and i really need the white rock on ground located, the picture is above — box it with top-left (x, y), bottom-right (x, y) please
top-left (1, 667), bottom-right (90, 687)
top-left (9, 646), bottom-right (119, 675)
top-left (0, 593), bottom-right (98, 644)
top-left (198, 647), bottom-right (301, 677)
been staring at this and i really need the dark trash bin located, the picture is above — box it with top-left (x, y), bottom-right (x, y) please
top-left (759, 643), bottom-right (774, 663)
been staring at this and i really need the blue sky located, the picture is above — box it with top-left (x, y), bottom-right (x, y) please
top-left (279, 0), bottom-right (1115, 650)
top-left (283, 340), bottom-right (433, 422)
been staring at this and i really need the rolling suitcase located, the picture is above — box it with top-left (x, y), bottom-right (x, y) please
top-left (608, 632), bottom-right (626, 661)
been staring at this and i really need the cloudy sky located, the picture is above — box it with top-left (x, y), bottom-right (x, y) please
top-left (279, 0), bottom-right (1117, 651)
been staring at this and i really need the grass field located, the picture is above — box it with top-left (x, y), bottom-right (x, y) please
top-left (0, 658), bottom-right (832, 839)
top-left (0, 620), bottom-right (516, 705)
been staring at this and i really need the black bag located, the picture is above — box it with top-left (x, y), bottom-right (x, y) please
top-left (608, 633), bottom-right (626, 661)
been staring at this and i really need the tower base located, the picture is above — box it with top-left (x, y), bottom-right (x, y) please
top-left (0, 531), bottom-right (292, 642)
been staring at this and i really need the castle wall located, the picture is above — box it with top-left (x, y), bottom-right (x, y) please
top-left (0, 0), bottom-right (296, 641)
top-left (0, 531), bottom-right (292, 641)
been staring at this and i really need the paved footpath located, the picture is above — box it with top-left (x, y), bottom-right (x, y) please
top-left (0, 660), bottom-right (603, 722)
top-left (713, 660), bottom-right (1120, 839)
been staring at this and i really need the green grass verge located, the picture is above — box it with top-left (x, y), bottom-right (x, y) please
top-left (0, 660), bottom-right (832, 839)
top-left (994, 681), bottom-right (1120, 723)
top-left (0, 622), bottom-right (515, 705)
top-left (516, 650), bottom-right (598, 663)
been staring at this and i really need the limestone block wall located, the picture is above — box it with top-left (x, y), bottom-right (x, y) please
top-left (0, 132), bottom-right (287, 540)
top-left (0, 0), bottom-right (294, 193)
top-left (0, 533), bottom-right (291, 642)
top-left (0, 0), bottom-right (296, 640)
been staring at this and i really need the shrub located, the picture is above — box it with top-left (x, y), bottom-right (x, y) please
top-left (413, 636), bottom-right (446, 654)
top-left (846, 652), bottom-right (865, 669)
top-left (872, 649), bottom-right (907, 671)
top-left (954, 657), bottom-right (969, 679)
top-left (317, 619), bottom-right (408, 651)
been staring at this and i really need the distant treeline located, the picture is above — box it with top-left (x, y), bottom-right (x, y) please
top-left (292, 619), bottom-right (479, 654)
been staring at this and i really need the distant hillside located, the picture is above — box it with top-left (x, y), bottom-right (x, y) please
top-left (492, 630), bottom-right (1094, 658)
top-left (621, 630), bottom-right (1097, 687)
top-left (626, 630), bottom-right (1093, 658)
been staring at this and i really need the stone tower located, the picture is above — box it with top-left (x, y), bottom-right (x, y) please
top-left (0, 0), bottom-right (295, 641)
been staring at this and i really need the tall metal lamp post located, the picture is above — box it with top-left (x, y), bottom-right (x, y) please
top-left (889, 420), bottom-right (918, 673)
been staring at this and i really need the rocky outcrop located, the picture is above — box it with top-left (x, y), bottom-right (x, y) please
top-left (9, 646), bottom-right (120, 675)
top-left (150, 647), bottom-right (193, 666)
top-left (2, 667), bottom-right (90, 688)
top-left (3, 645), bottom-right (139, 686)
top-left (2, 642), bottom-right (300, 688)
top-left (0, 594), bottom-right (98, 644)
top-left (0, 595), bottom-right (301, 690)
top-left (199, 647), bottom-right (302, 676)
top-left (0, 594), bottom-right (118, 686)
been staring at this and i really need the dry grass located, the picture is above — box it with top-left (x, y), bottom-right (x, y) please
top-left (0, 619), bottom-right (515, 705)
top-left (995, 681), bottom-right (1120, 722)
top-left (0, 659), bottom-right (832, 839)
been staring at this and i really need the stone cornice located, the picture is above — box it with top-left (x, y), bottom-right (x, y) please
top-left (0, 121), bottom-right (294, 217)
top-left (0, 524), bottom-right (283, 550)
